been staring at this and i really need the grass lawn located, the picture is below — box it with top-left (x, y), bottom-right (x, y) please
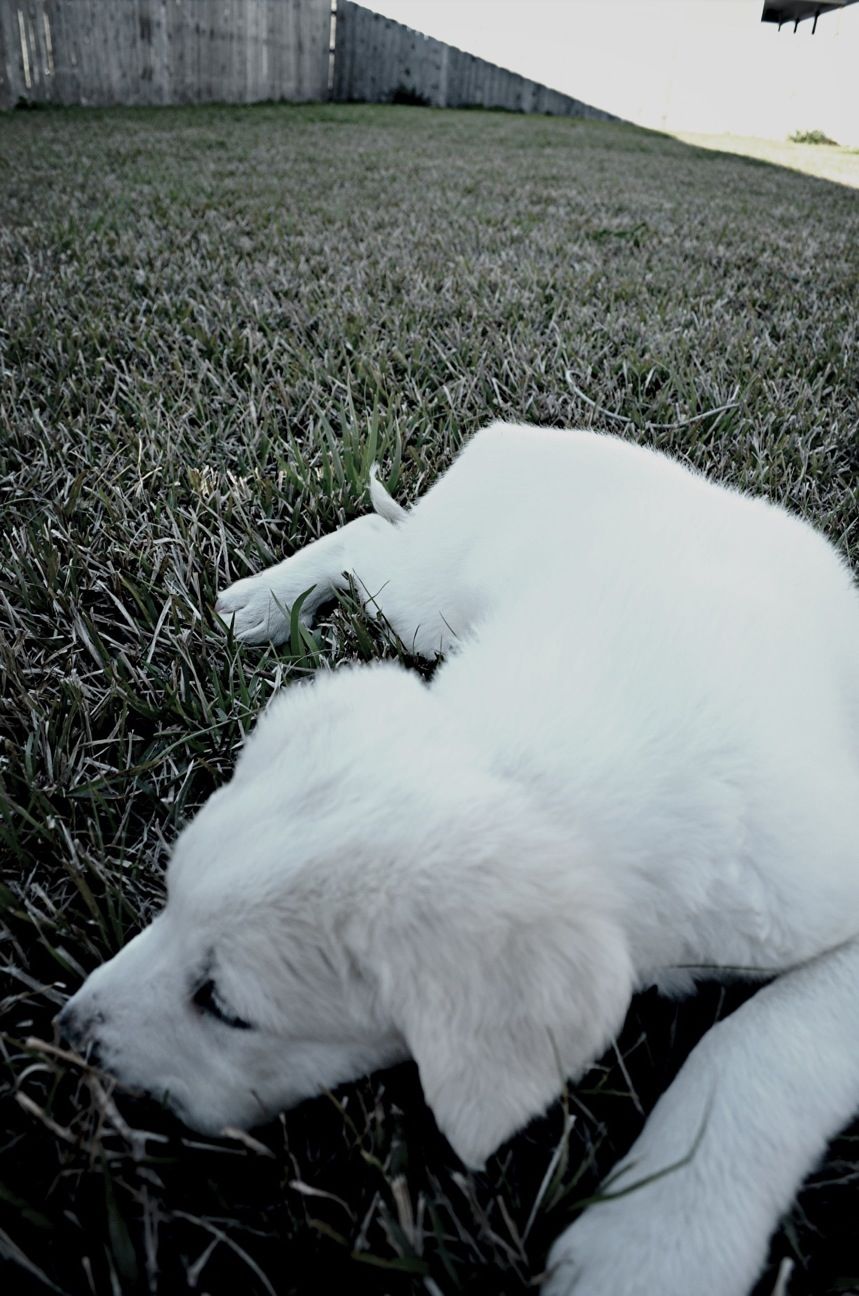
top-left (1, 102), bottom-right (858, 1296)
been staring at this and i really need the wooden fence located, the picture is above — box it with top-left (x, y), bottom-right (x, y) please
top-left (331, 1), bottom-right (616, 119)
top-left (0, 0), bottom-right (331, 108)
top-left (0, 0), bottom-right (615, 119)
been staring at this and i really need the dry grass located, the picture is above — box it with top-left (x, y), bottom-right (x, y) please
top-left (672, 129), bottom-right (859, 190)
top-left (1, 102), bottom-right (858, 1296)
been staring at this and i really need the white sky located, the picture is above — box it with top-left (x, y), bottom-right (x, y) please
top-left (359, 1), bottom-right (859, 144)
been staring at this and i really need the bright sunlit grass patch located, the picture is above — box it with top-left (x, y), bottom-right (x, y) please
top-left (672, 128), bottom-right (859, 189)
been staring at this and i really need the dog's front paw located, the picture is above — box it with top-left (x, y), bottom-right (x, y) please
top-left (542, 1190), bottom-right (757, 1296)
top-left (543, 1205), bottom-right (652, 1296)
top-left (215, 571), bottom-right (298, 645)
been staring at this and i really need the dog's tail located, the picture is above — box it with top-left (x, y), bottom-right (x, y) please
top-left (369, 464), bottom-right (409, 525)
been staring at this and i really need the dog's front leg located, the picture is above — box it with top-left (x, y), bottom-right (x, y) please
top-left (543, 938), bottom-right (859, 1296)
top-left (216, 512), bottom-right (395, 645)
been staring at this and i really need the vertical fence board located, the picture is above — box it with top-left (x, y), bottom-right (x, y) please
top-left (22, 3), bottom-right (37, 96)
top-left (285, 0), bottom-right (297, 98)
top-left (0, 2), bottom-right (20, 106)
top-left (44, 0), bottom-right (67, 104)
top-left (268, 0), bottom-right (280, 99)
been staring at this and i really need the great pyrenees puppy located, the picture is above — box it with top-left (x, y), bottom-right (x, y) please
top-left (60, 423), bottom-right (859, 1296)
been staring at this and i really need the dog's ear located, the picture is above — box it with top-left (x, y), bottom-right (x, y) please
top-left (374, 870), bottom-right (634, 1169)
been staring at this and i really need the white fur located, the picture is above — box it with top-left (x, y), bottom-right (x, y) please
top-left (61, 423), bottom-right (859, 1295)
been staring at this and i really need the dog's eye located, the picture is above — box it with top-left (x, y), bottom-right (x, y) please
top-left (191, 978), bottom-right (252, 1030)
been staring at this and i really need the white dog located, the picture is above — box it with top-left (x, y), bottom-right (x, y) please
top-left (60, 423), bottom-right (859, 1296)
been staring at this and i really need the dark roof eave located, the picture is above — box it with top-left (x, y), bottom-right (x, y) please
top-left (761, 0), bottom-right (855, 24)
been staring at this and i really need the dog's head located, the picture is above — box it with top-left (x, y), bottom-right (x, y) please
top-left (59, 663), bottom-right (633, 1166)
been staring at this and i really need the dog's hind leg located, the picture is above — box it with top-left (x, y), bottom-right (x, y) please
top-left (216, 503), bottom-right (400, 646)
top-left (543, 936), bottom-right (859, 1296)
top-left (216, 463), bottom-right (483, 656)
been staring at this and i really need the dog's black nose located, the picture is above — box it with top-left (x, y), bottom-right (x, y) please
top-left (56, 1002), bottom-right (90, 1054)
